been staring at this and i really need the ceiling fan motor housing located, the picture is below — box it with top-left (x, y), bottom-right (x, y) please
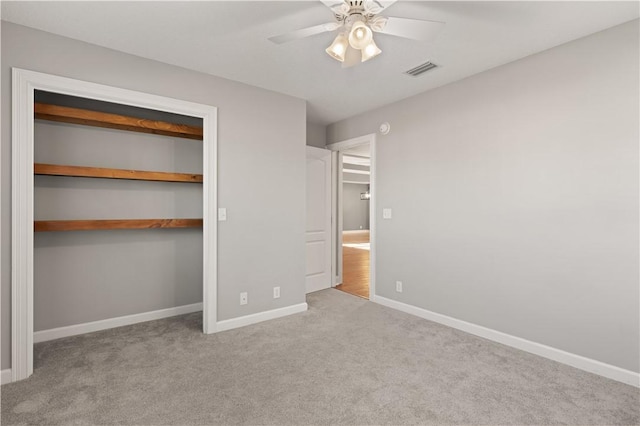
top-left (336, 1), bottom-right (387, 31)
top-left (345, 13), bottom-right (365, 28)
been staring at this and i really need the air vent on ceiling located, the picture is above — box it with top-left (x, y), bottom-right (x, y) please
top-left (405, 61), bottom-right (438, 77)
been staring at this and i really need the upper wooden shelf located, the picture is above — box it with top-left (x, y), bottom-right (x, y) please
top-left (35, 218), bottom-right (203, 232)
top-left (35, 163), bottom-right (203, 183)
top-left (34, 103), bottom-right (203, 140)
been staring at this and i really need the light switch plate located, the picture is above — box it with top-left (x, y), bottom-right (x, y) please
top-left (383, 208), bottom-right (392, 219)
top-left (218, 208), bottom-right (227, 221)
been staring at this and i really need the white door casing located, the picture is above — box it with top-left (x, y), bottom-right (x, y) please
top-left (305, 146), bottom-right (332, 293)
top-left (336, 152), bottom-right (344, 285)
top-left (11, 68), bottom-right (218, 382)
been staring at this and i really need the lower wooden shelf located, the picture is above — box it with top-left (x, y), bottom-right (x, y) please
top-left (35, 218), bottom-right (203, 232)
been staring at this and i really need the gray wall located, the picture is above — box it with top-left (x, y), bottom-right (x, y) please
top-left (306, 122), bottom-right (326, 148)
top-left (328, 20), bottom-right (640, 373)
top-left (343, 183), bottom-right (369, 231)
top-left (1, 22), bottom-right (307, 370)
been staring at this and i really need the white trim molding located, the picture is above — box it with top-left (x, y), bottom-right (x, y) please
top-left (330, 151), bottom-right (338, 287)
top-left (34, 303), bottom-right (203, 343)
top-left (375, 296), bottom-right (640, 388)
top-left (1, 369), bottom-right (12, 385)
top-left (11, 68), bottom-right (218, 382)
top-left (12, 68), bottom-right (36, 382)
top-left (217, 303), bottom-right (308, 332)
top-left (326, 134), bottom-right (375, 152)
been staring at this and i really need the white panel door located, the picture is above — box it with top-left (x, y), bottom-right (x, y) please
top-left (306, 146), bottom-right (332, 293)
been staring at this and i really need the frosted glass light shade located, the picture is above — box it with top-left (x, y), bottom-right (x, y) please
top-left (325, 33), bottom-right (349, 62)
top-left (361, 39), bottom-right (382, 62)
top-left (348, 21), bottom-right (373, 50)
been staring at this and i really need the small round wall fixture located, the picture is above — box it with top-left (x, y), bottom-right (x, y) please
top-left (379, 122), bottom-right (391, 135)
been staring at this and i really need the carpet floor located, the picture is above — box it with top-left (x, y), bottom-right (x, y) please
top-left (1, 289), bottom-right (638, 425)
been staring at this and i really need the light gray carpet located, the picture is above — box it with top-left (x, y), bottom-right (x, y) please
top-left (1, 289), bottom-right (638, 425)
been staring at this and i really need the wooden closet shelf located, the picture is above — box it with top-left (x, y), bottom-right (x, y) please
top-left (35, 219), bottom-right (203, 232)
top-left (34, 163), bottom-right (203, 183)
top-left (34, 103), bottom-right (203, 140)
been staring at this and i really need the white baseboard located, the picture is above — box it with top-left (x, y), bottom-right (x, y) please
top-left (374, 296), bottom-right (640, 388)
top-left (1, 369), bottom-right (12, 385)
top-left (217, 302), bottom-right (308, 332)
top-left (34, 302), bottom-right (203, 343)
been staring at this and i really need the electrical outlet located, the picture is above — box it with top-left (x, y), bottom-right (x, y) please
top-left (240, 292), bottom-right (248, 305)
top-left (396, 281), bottom-right (403, 293)
top-left (273, 286), bottom-right (280, 299)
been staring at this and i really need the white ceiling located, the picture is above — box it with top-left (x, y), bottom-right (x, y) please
top-left (2, 1), bottom-right (638, 125)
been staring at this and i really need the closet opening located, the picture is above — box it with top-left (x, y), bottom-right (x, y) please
top-left (32, 90), bottom-right (204, 348)
top-left (12, 69), bottom-right (218, 382)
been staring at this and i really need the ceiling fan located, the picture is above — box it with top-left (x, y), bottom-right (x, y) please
top-left (268, 0), bottom-right (445, 67)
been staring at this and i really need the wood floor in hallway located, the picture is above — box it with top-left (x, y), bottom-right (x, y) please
top-left (336, 230), bottom-right (370, 299)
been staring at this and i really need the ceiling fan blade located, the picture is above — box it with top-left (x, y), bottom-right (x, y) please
top-left (320, 0), bottom-right (345, 10)
top-left (269, 23), bottom-right (337, 44)
top-left (374, 17), bottom-right (445, 42)
top-left (342, 46), bottom-right (361, 68)
top-left (370, 0), bottom-right (398, 12)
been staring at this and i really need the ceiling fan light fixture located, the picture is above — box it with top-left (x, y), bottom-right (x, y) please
top-left (269, 0), bottom-right (446, 69)
top-left (348, 20), bottom-right (373, 50)
top-left (325, 33), bottom-right (349, 62)
top-left (361, 39), bottom-right (382, 62)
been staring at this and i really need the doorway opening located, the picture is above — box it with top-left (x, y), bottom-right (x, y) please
top-left (336, 144), bottom-right (371, 299)
top-left (327, 133), bottom-right (376, 302)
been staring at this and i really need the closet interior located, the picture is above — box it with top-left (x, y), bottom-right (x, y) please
top-left (33, 90), bottom-right (204, 335)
